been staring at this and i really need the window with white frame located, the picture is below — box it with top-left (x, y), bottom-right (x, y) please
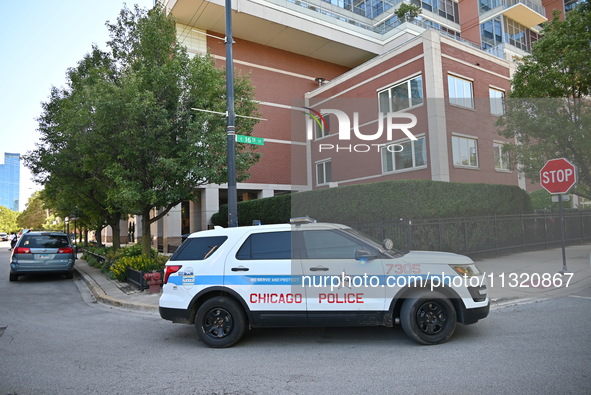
top-left (448, 74), bottom-right (474, 109)
top-left (314, 113), bottom-right (331, 139)
top-left (378, 75), bottom-right (423, 113)
top-left (316, 160), bottom-right (332, 185)
top-left (493, 142), bottom-right (510, 170)
top-left (381, 137), bottom-right (427, 172)
top-left (489, 88), bottom-right (505, 115)
top-left (176, 24), bottom-right (208, 56)
top-left (452, 136), bottom-right (478, 167)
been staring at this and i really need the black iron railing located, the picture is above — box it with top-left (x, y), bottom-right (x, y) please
top-left (349, 211), bottom-right (591, 258)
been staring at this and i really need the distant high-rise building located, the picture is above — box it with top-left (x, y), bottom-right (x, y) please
top-left (0, 153), bottom-right (20, 211)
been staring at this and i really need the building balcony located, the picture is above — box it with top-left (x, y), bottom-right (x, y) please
top-left (480, 0), bottom-right (547, 28)
top-left (483, 41), bottom-right (532, 61)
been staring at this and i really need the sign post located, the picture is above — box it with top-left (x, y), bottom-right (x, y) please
top-left (225, 0), bottom-right (238, 228)
top-left (539, 158), bottom-right (577, 274)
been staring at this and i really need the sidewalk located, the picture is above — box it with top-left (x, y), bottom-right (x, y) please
top-left (75, 259), bottom-right (160, 313)
top-left (476, 243), bottom-right (591, 305)
top-left (74, 243), bottom-right (591, 312)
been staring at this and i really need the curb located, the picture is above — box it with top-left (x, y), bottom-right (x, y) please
top-left (75, 267), bottom-right (159, 313)
top-left (489, 297), bottom-right (547, 310)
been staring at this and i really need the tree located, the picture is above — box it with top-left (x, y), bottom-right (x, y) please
top-left (497, 2), bottom-right (591, 199)
top-left (26, 48), bottom-right (129, 249)
top-left (0, 205), bottom-right (19, 233)
top-left (394, 3), bottom-right (422, 21)
top-left (17, 191), bottom-right (48, 230)
top-left (26, 4), bottom-right (260, 256)
top-left (99, 5), bottom-right (259, 255)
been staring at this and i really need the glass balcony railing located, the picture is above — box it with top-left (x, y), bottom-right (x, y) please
top-left (267, 0), bottom-right (519, 60)
top-left (480, 0), bottom-right (546, 18)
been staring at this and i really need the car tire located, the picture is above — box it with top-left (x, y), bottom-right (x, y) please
top-left (9, 272), bottom-right (18, 282)
top-left (65, 271), bottom-right (74, 279)
top-left (195, 297), bottom-right (247, 348)
top-left (400, 290), bottom-right (457, 345)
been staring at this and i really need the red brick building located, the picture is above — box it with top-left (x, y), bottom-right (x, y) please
top-left (120, 0), bottom-right (575, 250)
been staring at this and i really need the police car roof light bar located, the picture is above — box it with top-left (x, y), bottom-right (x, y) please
top-left (289, 216), bottom-right (317, 225)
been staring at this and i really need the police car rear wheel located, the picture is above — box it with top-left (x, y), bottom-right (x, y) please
top-left (196, 297), bottom-right (246, 348)
top-left (400, 290), bottom-right (456, 345)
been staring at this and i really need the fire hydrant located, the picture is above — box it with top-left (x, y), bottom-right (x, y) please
top-left (143, 271), bottom-right (162, 294)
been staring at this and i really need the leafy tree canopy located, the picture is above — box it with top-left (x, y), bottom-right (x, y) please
top-left (497, 1), bottom-right (591, 199)
top-left (25, 4), bottom-right (260, 255)
top-left (0, 205), bottom-right (19, 233)
top-left (17, 191), bottom-right (47, 230)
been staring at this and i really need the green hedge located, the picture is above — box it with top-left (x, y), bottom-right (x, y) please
top-left (211, 180), bottom-right (532, 226)
top-left (529, 189), bottom-right (573, 211)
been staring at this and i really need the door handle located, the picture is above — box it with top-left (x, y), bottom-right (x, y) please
top-left (310, 266), bottom-right (329, 271)
top-left (231, 266), bottom-right (249, 272)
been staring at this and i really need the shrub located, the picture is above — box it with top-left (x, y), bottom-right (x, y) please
top-left (110, 255), bottom-right (165, 282)
top-left (529, 189), bottom-right (573, 211)
top-left (211, 180), bottom-right (532, 226)
top-left (83, 244), bottom-right (161, 275)
top-left (394, 3), bottom-right (422, 20)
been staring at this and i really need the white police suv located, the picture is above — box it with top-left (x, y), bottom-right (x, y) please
top-left (159, 218), bottom-right (489, 347)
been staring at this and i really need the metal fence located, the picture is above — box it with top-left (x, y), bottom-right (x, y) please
top-left (126, 267), bottom-right (147, 291)
top-left (349, 211), bottom-right (591, 258)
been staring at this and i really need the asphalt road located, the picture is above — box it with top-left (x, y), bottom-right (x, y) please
top-left (1, 242), bottom-right (590, 394)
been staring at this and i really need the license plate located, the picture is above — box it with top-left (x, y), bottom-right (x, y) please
top-left (37, 254), bottom-right (49, 259)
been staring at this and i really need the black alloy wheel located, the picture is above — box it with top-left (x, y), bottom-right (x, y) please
top-left (195, 297), bottom-right (246, 348)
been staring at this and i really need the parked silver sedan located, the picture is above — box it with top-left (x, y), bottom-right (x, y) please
top-left (9, 231), bottom-right (76, 282)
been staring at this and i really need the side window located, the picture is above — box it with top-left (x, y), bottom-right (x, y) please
top-left (378, 75), bottom-right (423, 113)
top-left (316, 160), bottom-right (332, 186)
top-left (489, 88), bottom-right (505, 115)
top-left (236, 231), bottom-right (292, 260)
top-left (302, 230), bottom-right (365, 259)
top-left (314, 113), bottom-right (331, 139)
top-left (170, 236), bottom-right (228, 261)
top-left (452, 135), bottom-right (479, 167)
top-left (448, 74), bottom-right (474, 109)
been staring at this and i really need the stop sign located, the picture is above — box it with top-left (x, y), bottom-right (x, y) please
top-left (540, 158), bottom-right (577, 194)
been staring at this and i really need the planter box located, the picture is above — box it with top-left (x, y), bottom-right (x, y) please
top-left (126, 267), bottom-right (147, 291)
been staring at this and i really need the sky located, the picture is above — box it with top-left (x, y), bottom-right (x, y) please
top-left (0, 0), bottom-right (155, 211)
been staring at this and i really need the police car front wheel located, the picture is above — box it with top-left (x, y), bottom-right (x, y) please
top-left (400, 290), bottom-right (457, 345)
top-left (195, 297), bottom-right (247, 348)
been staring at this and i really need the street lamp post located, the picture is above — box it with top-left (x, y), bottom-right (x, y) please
top-left (225, 0), bottom-right (238, 227)
top-left (70, 217), bottom-right (79, 244)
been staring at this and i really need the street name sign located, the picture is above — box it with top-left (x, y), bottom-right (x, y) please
top-left (236, 135), bottom-right (264, 145)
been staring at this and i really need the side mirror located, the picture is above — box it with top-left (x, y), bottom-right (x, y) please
top-left (382, 238), bottom-right (394, 250)
top-left (355, 248), bottom-right (378, 262)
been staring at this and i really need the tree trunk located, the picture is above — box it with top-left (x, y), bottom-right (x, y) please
top-left (95, 226), bottom-right (104, 247)
top-left (109, 214), bottom-right (121, 250)
top-left (141, 207), bottom-right (153, 257)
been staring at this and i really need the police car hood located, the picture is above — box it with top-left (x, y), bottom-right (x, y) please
top-left (401, 250), bottom-right (474, 265)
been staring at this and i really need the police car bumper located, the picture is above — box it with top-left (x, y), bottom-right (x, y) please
top-left (160, 306), bottom-right (191, 324)
top-left (460, 303), bottom-right (490, 325)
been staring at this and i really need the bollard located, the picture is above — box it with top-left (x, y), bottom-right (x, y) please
top-left (143, 271), bottom-right (162, 294)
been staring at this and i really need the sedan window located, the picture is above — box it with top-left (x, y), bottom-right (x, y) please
top-left (302, 230), bottom-right (366, 259)
top-left (171, 236), bottom-right (228, 261)
top-left (236, 231), bottom-right (292, 260)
